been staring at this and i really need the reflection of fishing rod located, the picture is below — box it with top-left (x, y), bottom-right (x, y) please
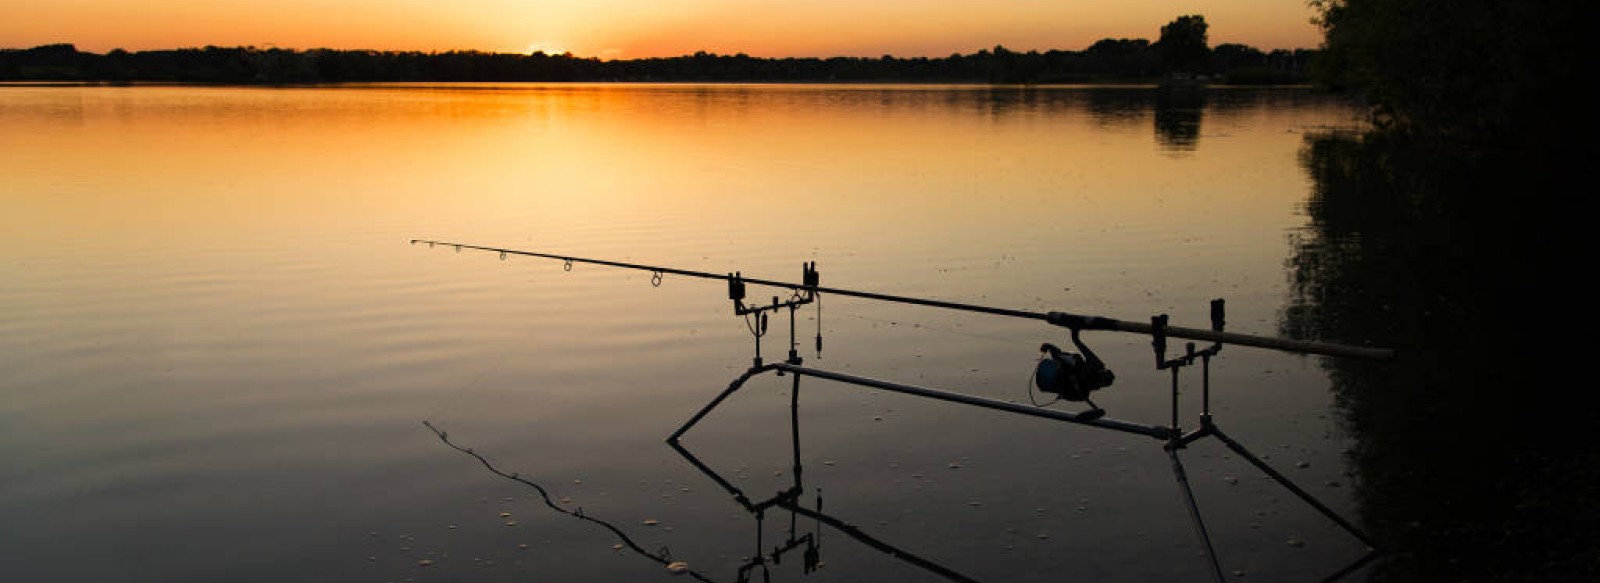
top-left (409, 239), bottom-right (1394, 360)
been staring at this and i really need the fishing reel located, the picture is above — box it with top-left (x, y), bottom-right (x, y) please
top-left (1034, 328), bottom-right (1114, 417)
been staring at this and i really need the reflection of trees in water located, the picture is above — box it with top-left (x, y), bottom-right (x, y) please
top-left (1153, 86), bottom-right (1204, 151)
top-left (660, 87), bottom-right (1343, 142)
top-left (973, 87), bottom-right (1032, 119)
top-left (1083, 87), bottom-right (1152, 128)
top-left (1285, 132), bottom-right (1598, 582)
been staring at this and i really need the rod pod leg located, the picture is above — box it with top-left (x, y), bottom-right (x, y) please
top-left (1168, 446), bottom-right (1229, 583)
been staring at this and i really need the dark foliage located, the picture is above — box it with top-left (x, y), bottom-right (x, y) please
top-left (1287, 130), bottom-right (1599, 583)
top-left (1311, 0), bottom-right (1586, 145)
top-left (1291, 3), bottom-right (1597, 578)
top-left (1156, 15), bottom-right (1210, 73)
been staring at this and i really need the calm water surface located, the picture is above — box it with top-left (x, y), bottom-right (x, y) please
top-left (1, 84), bottom-right (1370, 582)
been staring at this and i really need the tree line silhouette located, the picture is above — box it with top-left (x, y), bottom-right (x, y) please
top-left (2, 36), bottom-right (1310, 84)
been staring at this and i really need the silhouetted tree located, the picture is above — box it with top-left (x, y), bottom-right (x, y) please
top-left (1311, 0), bottom-right (1583, 144)
top-left (1156, 15), bottom-right (1209, 73)
top-left (1084, 38), bottom-right (1157, 79)
top-left (987, 44), bottom-right (1045, 83)
top-left (9, 43), bottom-right (87, 79)
top-left (0, 50), bottom-right (17, 79)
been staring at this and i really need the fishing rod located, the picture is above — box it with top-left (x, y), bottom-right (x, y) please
top-left (413, 238), bottom-right (1386, 581)
top-left (409, 239), bottom-right (1394, 361)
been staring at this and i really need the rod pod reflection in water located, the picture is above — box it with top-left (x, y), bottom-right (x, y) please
top-left (669, 370), bottom-right (982, 583)
top-left (412, 239), bottom-right (1391, 581)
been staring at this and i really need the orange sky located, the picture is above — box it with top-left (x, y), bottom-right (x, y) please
top-left (1, 1), bottom-right (1323, 58)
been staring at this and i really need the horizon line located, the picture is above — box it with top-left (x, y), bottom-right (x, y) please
top-left (5, 40), bottom-right (1322, 62)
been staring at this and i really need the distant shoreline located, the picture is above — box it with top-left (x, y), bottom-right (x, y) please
top-left (3, 43), bottom-right (1317, 86)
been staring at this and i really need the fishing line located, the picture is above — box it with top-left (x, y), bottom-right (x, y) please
top-left (814, 291), bottom-right (823, 356)
top-left (1026, 355), bottom-right (1061, 407)
top-left (422, 421), bottom-right (714, 582)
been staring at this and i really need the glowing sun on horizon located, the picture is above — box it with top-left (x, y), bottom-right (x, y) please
top-left (525, 42), bottom-right (570, 56)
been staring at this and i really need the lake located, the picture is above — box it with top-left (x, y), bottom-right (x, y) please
top-left (1, 83), bottom-right (1380, 582)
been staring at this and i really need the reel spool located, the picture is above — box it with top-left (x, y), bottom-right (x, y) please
top-left (1034, 329), bottom-right (1114, 418)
